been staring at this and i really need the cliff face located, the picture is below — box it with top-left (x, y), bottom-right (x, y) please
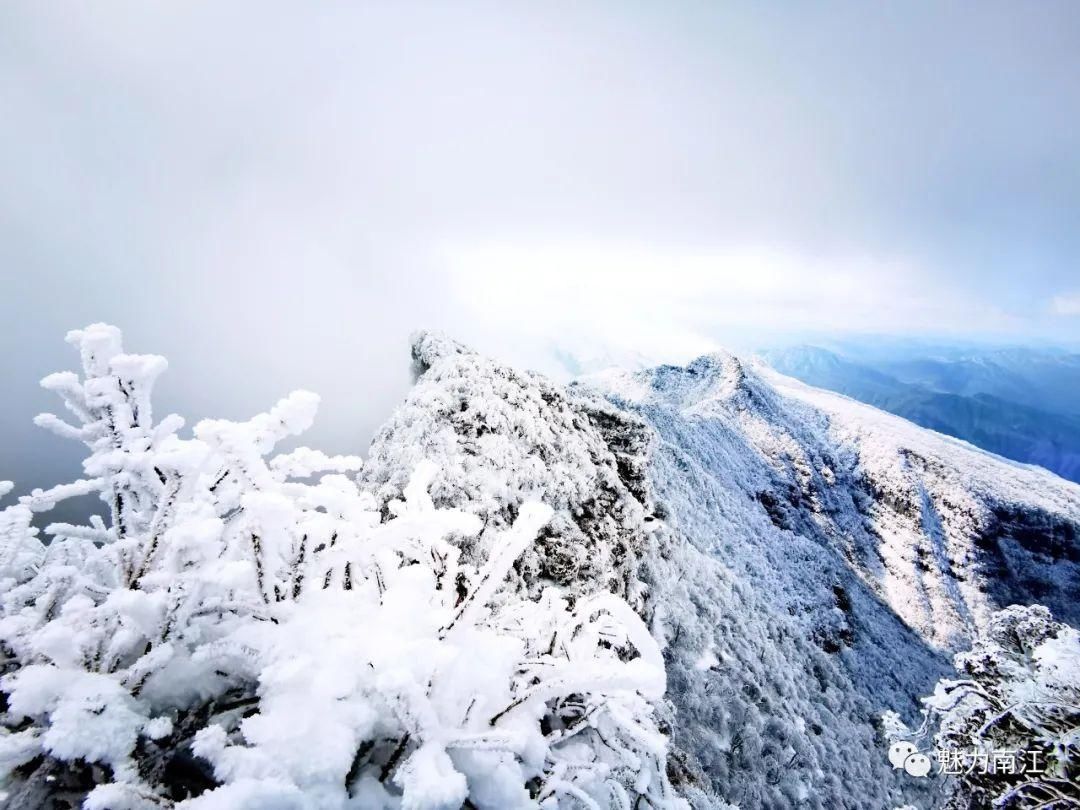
top-left (362, 331), bottom-right (656, 606)
top-left (363, 335), bottom-right (1080, 809)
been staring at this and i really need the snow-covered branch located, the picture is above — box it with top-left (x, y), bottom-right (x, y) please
top-left (885, 604), bottom-right (1080, 809)
top-left (0, 324), bottom-right (683, 809)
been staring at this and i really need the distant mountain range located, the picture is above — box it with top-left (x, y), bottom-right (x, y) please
top-left (760, 343), bottom-right (1080, 483)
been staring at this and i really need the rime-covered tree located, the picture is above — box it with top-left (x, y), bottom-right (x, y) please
top-left (0, 324), bottom-right (684, 809)
top-left (885, 604), bottom-right (1080, 809)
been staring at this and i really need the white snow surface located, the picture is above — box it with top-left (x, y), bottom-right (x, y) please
top-left (2, 328), bottom-right (1078, 810)
top-left (579, 350), bottom-right (1080, 807)
top-left (0, 326), bottom-right (683, 810)
top-left (353, 336), bottom-right (1080, 809)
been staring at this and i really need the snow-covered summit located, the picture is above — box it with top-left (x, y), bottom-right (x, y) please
top-left (587, 351), bottom-right (1080, 652)
top-left (364, 330), bottom-right (656, 605)
top-left (409, 329), bottom-right (474, 378)
top-left (584, 351), bottom-right (784, 420)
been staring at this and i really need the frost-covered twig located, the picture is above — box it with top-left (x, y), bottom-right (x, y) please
top-left (0, 323), bottom-right (685, 810)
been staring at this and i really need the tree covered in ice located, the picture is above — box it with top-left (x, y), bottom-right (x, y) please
top-left (0, 324), bottom-right (683, 809)
top-left (884, 604), bottom-right (1080, 809)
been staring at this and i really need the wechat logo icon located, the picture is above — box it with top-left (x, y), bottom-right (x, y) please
top-left (889, 741), bottom-right (932, 778)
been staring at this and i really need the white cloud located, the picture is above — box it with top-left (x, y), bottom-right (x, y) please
top-left (1051, 294), bottom-right (1080, 316)
top-left (441, 242), bottom-right (1023, 360)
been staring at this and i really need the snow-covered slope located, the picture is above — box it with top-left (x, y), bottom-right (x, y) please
top-left (366, 336), bottom-right (1080, 809)
top-left (758, 361), bottom-right (1080, 643)
top-left (588, 354), bottom-right (1080, 651)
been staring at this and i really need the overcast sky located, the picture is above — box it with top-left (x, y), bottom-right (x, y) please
top-left (2, 1), bottom-right (1079, 492)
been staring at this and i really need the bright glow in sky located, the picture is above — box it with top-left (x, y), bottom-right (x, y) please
top-left (443, 242), bottom-right (1026, 360)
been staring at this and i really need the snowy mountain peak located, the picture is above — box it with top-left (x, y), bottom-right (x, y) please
top-left (409, 329), bottom-right (475, 377)
top-left (582, 349), bottom-right (766, 415)
top-left (366, 333), bottom-right (657, 606)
